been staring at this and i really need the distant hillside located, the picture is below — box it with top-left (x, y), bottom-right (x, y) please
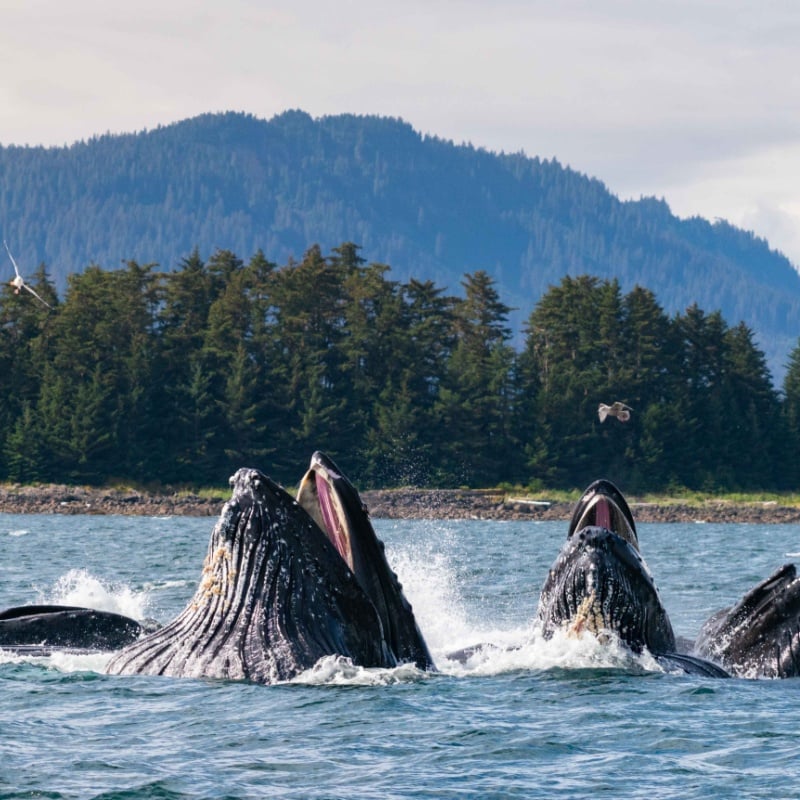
top-left (1, 109), bottom-right (798, 378)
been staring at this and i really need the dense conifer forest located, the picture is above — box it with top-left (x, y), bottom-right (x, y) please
top-left (2, 243), bottom-right (799, 493)
top-left (1, 110), bottom-right (799, 379)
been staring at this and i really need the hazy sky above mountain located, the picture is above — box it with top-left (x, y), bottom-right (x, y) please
top-left (3, 0), bottom-right (800, 267)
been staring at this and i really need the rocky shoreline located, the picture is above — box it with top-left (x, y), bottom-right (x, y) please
top-left (1, 483), bottom-right (800, 524)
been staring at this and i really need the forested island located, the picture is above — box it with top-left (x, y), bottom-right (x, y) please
top-left (2, 242), bottom-right (799, 494)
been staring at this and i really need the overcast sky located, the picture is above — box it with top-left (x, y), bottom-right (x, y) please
top-left (3, 0), bottom-right (800, 267)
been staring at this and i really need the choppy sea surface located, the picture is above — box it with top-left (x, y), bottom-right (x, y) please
top-left (2, 512), bottom-right (800, 799)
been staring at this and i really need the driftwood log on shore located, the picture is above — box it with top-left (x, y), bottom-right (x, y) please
top-left (1, 484), bottom-right (800, 524)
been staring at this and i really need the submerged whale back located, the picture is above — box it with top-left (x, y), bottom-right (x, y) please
top-left (0, 605), bottom-right (146, 654)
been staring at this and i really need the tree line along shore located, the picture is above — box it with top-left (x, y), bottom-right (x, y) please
top-left (3, 243), bottom-right (800, 497)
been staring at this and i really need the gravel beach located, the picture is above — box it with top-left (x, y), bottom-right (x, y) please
top-left (1, 483), bottom-right (799, 523)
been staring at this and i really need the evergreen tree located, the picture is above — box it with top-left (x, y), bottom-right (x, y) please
top-left (0, 241), bottom-right (792, 494)
top-left (722, 322), bottom-right (782, 488)
top-left (366, 278), bottom-right (457, 486)
top-left (620, 286), bottom-right (681, 490)
top-left (339, 256), bottom-right (404, 480)
top-left (782, 340), bottom-right (800, 487)
top-left (522, 276), bottom-right (623, 486)
top-left (0, 262), bottom-right (58, 476)
top-left (671, 305), bottom-right (729, 489)
top-left (436, 271), bottom-right (515, 486)
top-left (27, 263), bottom-right (160, 482)
top-left (111, 260), bottom-right (163, 480)
top-left (202, 250), bottom-right (278, 473)
top-left (158, 249), bottom-right (220, 482)
top-left (267, 244), bottom-right (352, 472)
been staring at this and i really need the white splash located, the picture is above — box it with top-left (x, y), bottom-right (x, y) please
top-left (11, 533), bottom-right (664, 683)
top-left (291, 655), bottom-right (425, 686)
top-left (386, 537), bottom-right (663, 680)
top-left (0, 646), bottom-right (115, 673)
top-left (49, 651), bottom-right (115, 673)
top-left (387, 542), bottom-right (474, 655)
top-left (437, 628), bottom-right (662, 677)
top-left (38, 568), bottom-right (150, 621)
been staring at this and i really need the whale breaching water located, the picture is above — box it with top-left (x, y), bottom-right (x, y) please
top-left (4, 457), bottom-right (800, 681)
top-left (535, 478), bottom-right (729, 677)
top-left (598, 402), bottom-right (632, 423)
top-left (295, 451), bottom-right (434, 672)
top-left (693, 563), bottom-right (800, 678)
top-left (104, 453), bottom-right (434, 683)
top-left (536, 477), bottom-right (800, 678)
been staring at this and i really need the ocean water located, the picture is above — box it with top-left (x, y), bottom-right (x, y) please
top-left (2, 512), bottom-right (800, 799)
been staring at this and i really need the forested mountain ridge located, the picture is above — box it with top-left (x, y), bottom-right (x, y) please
top-left (1, 109), bottom-right (798, 376)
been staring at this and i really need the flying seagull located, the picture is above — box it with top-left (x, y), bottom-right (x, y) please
top-left (598, 402), bottom-right (632, 423)
top-left (4, 240), bottom-right (52, 309)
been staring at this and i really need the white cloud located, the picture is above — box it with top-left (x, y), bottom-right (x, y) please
top-left (656, 141), bottom-right (800, 267)
top-left (2, 0), bottom-right (800, 265)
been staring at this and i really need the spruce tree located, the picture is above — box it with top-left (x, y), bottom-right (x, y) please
top-left (782, 340), bottom-right (800, 487)
top-left (436, 271), bottom-right (515, 486)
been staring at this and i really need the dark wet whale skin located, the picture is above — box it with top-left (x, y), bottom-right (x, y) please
top-left (296, 451), bottom-right (435, 671)
top-left (105, 468), bottom-right (394, 683)
top-left (536, 524), bottom-right (676, 656)
top-left (535, 479), bottom-right (729, 677)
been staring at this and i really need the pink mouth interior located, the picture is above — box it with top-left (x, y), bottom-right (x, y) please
top-left (594, 497), bottom-right (612, 529)
top-left (316, 474), bottom-right (348, 561)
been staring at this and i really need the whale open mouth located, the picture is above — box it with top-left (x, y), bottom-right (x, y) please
top-left (296, 453), bottom-right (355, 571)
top-left (567, 479), bottom-right (638, 551)
top-left (295, 451), bottom-right (436, 672)
top-left (315, 471), bottom-right (353, 567)
top-left (105, 465), bottom-right (397, 683)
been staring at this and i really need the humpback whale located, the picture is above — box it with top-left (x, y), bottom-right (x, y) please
top-left (296, 451), bottom-right (434, 671)
top-left (106, 457), bottom-right (433, 683)
top-left (0, 604), bottom-right (149, 656)
top-left (694, 563), bottom-right (800, 678)
top-left (536, 479), bottom-right (729, 677)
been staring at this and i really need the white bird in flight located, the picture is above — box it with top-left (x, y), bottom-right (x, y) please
top-left (598, 401), bottom-right (632, 423)
top-left (4, 240), bottom-right (52, 309)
